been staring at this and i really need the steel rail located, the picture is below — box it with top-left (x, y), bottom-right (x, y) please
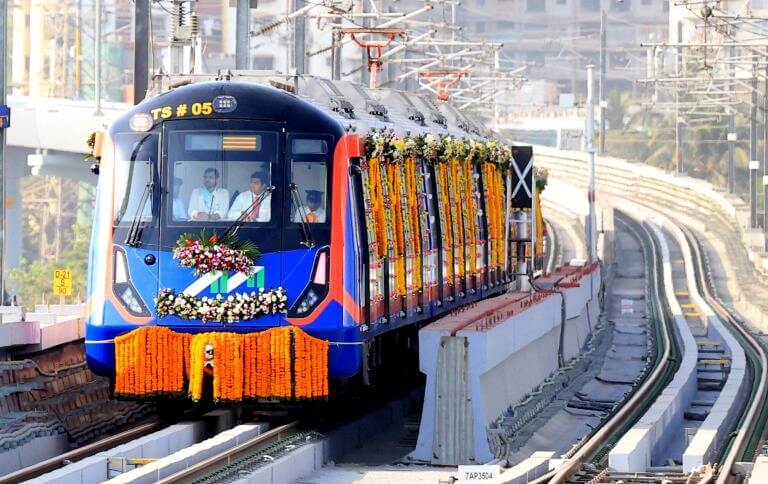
top-left (682, 225), bottom-right (768, 484)
top-left (156, 421), bottom-right (300, 483)
top-left (0, 420), bottom-right (161, 483)
top-left (527, 213), bottom-right (676, 483)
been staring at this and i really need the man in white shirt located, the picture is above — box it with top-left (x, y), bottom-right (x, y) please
top-left (292, 189), bottom-right (326, 223)
top-left (188, 168), bottom-right (229, 221)
top-left (227, 171), bottom-right (272, 222)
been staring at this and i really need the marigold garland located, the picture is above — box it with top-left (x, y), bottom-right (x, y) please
top-left (405, 157), bottom-right (423, 292)
top-left (114, 326), bottom-right (188, 398)
top-left (361, 130), bottom-right (525, 302)
top-left (361, 160), bottom-right (385, 307)
top-left (436, 163), bottom-right (454, 285)
top-left (449, 159), bottom-right (466, 280)
top-left (114, 325), bottom-right (329, 402)
top-left (387, 162), bottom-right (407, 298)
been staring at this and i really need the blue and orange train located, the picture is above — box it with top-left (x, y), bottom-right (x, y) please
top-left (85, 74), bottom-right (535, 397)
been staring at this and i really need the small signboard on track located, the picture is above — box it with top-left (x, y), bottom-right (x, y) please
top-left (621, 298), bottom-right (634, 314)
top-left (457, 464), bottom-right (501, 482)
top-left (53, 269), bottom-right (73, 296)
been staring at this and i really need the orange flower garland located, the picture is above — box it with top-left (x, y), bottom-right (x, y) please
top-left (463, 161), bottom-right (478, 277)
top-left (114, 326), bottom-right (187, 398)
top-left (114, 326), bottom-right (329, 401)
top-left (405, 157), bottom-right (423, 292)
top-left (449, 159), bottom-right (466, 279)
top-left (387, 162), bottom-right (407, 298)
top-left (437, 163), bottom-right (454, 284)
top-left (368, 157), bottom-right (388, 260)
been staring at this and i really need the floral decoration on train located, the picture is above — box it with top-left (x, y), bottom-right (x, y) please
top-left (173, 230), bottom-right (260, 276)
top-left (154, 287), bottom-right (289, 323)
top-left (114, 325), bottom-right (329, 401)
top-left (363, 129), bottom-right (516, 168)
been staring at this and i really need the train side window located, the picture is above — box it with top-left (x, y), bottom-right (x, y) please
top-left (290, 161), bottom-right (328, 224)
top-left (113, 133), bottom-right (158, 225)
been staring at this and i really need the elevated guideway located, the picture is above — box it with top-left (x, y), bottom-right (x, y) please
top-left (1, 96), bottom-right (127, 271)
top-left (534, 146), bottom-right (768, 482)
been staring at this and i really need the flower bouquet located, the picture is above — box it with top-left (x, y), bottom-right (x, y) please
top-left (173, 230), bottom-right (260, 276)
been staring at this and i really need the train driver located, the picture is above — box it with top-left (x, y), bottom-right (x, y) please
top-left (188, 168), bottom-right (230, 221)
top-left (227, 171), bottom-right (272, 222)
top-left (292, 190), bottom-right (326, 223)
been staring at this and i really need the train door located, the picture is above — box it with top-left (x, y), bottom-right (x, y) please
top-left (282, 134), bottom-right (334, 319)
top-left (158, 119), bottom-right (285, 328)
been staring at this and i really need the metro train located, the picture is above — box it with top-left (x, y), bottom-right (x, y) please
top-left (85, 73), bottom-right (539, 401)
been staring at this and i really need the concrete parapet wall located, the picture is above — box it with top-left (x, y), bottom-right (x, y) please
top-left (534, 146), bottom-right (768, 333)
top-left (0, 304), bottom-right (85, 350)
top-left (608, 223), bottom-right (699, 472)
top-left (106, 423), bottom-right (269, 483)
top-left (25, 415), bottom-right (223, 483)
top-left (663, 219), bottom-right (748, 472)
top-left (412, 264), bottom-right (601, 465)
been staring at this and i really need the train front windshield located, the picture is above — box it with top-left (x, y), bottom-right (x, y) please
top-left (167, 131), bottom-right (279, 226)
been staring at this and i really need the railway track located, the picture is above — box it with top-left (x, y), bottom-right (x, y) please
top-left (524, 205), bottom-right (768, 483)
top-left (156, 421), bottom-right (309, 483)
top-left (0, 420), bottom-right (163, 483)
top-left (682, 225), bottom-right (768, 483)
top-left (530, 212), bottom-right (680, 483)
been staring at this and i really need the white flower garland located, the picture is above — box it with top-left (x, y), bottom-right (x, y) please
top-left (155, 287), bottom-right (288, 323)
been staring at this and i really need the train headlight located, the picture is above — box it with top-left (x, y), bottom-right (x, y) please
top-left (129, 113), bottom-right (153, 132)
top-left (113, 247), bottom-right (151, 317)
top-left (288, 248), bottom-right (330, 317)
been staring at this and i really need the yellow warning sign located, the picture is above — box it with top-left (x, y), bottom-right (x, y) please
top-left (53, 269), bottom-right (73, 296)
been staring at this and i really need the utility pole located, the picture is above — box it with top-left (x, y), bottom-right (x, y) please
top-left (764, 47), bottom-right (768, 249)
top-left (236, 0), bottom-right (250, 69)
top-left (728, 47), bottom-right (736, 193)
top-left (293, 0), bottom-right (306, 74)
top-left (675, 21), bottom-right (683, 174)
top-left (751, 62), bottom-right (759, 229)
top-left (0, 0), bottom-right (6, 302)
top-left (94, 0), bottom-right (102, 114)
top-left (134, 0), bottom-right (150, 104)
top-left (586, 65), bottom-right (597, 263)
top-left (599, 9), bottom-right (606, 155)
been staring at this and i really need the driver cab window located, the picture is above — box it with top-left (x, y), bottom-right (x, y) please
top-left (167, 131), bottom-right (276, 224)
top-left (113, 133), bottom-right (158, 225)
top-left (290, 138), bottom-right (328, 225)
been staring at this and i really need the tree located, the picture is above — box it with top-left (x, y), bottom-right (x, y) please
top-left (9, 224), bottom-right (91, 306)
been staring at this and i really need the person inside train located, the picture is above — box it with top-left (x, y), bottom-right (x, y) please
top-left (172, 177), bottom-right (187, 221)
top-left (227, 171), bottom-right (272, 222)
top-left (188, 167), bottom-right (230, 221)
top-left (292, 189), bottom-right (326, 223)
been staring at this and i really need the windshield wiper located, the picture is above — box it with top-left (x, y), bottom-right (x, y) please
top-left (221, 185), bottom-right (275, 240)
top-left (289, 183), bottom-right (315, 248)
top-left (125, 181), bottom-right (153, 247)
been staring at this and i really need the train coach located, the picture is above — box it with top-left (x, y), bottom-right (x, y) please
top-left (85, 73), bottom-right (541, 402)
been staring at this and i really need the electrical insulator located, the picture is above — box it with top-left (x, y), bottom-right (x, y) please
top-left (169, 0), bottom-right (199, 43)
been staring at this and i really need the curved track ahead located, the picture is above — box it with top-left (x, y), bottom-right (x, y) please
top-left (531, 208), bottom-right (768, 483)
